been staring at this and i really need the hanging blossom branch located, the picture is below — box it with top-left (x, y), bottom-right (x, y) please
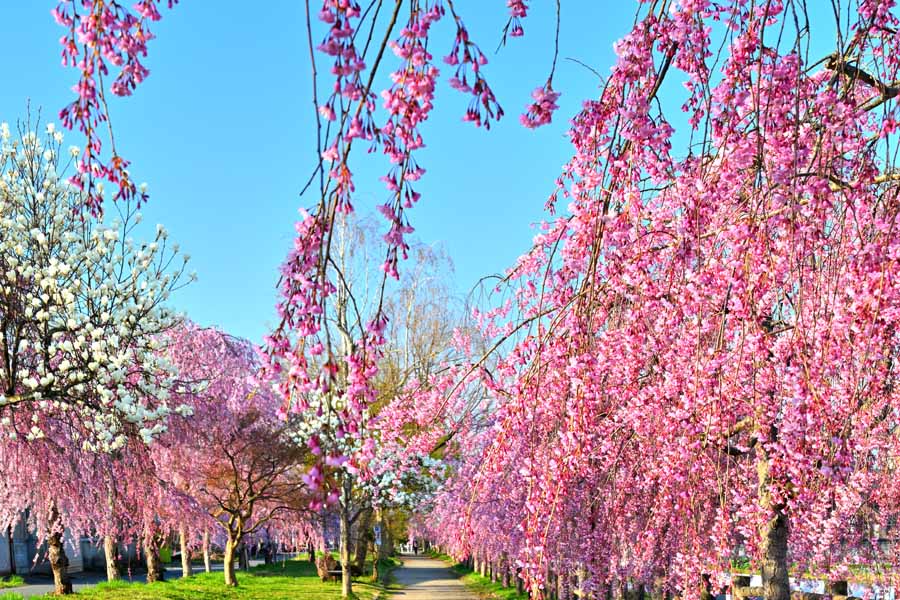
top-left (518, 0), bottom-right (562, 129)
top-left (501, 0), bottom-right (529, 41)
top-left (44, 0), bottom-right (560, 497)
top-left (53, 0), bottom-right (178, 215)
top-left (264, 0), bottom-right (510, 486)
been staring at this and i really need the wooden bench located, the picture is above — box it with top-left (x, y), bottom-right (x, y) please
top-left (327, 568), bottom-right (343, 582)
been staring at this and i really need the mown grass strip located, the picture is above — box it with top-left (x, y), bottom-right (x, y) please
top-left (24, 556), bottom-right (399, 599)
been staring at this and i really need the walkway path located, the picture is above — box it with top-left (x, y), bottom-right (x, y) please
top-left (392, 554), bottom-right (476, 599)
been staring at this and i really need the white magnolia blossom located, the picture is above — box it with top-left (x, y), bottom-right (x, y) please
top-left (0, 123), bottom-right (191, 450)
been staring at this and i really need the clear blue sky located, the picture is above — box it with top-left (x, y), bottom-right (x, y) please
top-left (0, 2), bottom-right (637, 342)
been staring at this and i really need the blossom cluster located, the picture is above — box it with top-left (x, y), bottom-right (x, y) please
top-left (0, 123), bottom-right (191, 450)
top-left (53, 0), bottom-right (179, 214)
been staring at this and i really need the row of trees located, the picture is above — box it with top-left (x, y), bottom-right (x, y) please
top-left (36, 1), bottom-right (900, 600)
top-left (0, 118), bottom-right (456, 596)
top-left (0, 122), bottom-right (327, 593)
top-left (395, 2), bottom-right (900, 600)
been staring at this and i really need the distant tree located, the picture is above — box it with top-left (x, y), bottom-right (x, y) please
top-left (155, 324), bottom-right (314, 587)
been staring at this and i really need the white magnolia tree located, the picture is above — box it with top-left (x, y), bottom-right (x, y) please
top-left (0, 120), bottom-right (193, 450)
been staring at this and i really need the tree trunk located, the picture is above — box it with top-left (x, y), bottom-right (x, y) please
top-left (104, 535), bottom-right (120, 581)
top-left (307, 539), bottom-right (316, 565)
top-left (700, 574), bottom-right (713, 600)
top-left (202, 531), bottom-right (211, 573)
top-left (239, 543), bottom-right (250, 571)
top-left (6, 526), bottom-right (15, 576)
top-left (143, 535), bottom-right (164, 583)
top-left (47, 513), bottom-right (73, 596)
top-left (758, 457), bottom-right (790, 600)
top-left (339, 477), bottom-right (353, 598)
top-left (224, 536), bottom-right (238, 587)
top-left (760, 510), bottom-right (790, 600)
top-left (383, 519), bottom-right (394, 557)
top-left (372, 508), bottom-right (382, 583)
top-left (352, 508), bottom-right (373, 575)
top-left (179, 526), bottom-right (192, 578)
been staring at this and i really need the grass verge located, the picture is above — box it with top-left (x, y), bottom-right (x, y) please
top-left (27, 557), bottom-right (399, 599)
top-left (0, 576), bottom-right (24, 590)
top-left (430, 551), bottom-right (528, 600)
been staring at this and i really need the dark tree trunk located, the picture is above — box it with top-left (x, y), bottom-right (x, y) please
top-left (239, 544), bottom-right (250, 571)
top-left (6, 526), bottom-right (15, 576)
top-left (352, 508), bottom-right (372, 576)
top-left (760, 508), bottom-right (790, 600)
top-left (700, 574), bottom-right (713, 600)
top-left (758, 456), bottom-right (790, 600)
top-left (339, 477), bottom-right (353, 598)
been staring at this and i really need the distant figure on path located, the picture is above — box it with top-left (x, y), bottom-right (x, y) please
top-left (412, 541), bottom-right (419, 555)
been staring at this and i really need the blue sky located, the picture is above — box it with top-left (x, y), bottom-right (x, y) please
top-left (0, 2), bottom-right (638, 342)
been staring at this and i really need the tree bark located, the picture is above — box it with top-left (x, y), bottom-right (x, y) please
top-left (307, 539), bottom-right (316, 565)
top-left (6, 526), bottom-right (15, 576)
top-left (202, 531), bottom-right (211, 573)
top-left (758, 457), bottom-right (790, 600)
top-left (383, 518), bottom-right (394, 557)
top-left (143, 534), bottom-right (164, 583)
top-left (224, 536), bottom-right (238, 587)
top-left (239, 543), bottom-right (250, 571)
top-left (47, 511), bottom-right (73, 596)
top-left (700, 574), bottom-right (713, 600)
top-left (339, 477), bottom-right (353, 598)
top-left (179, 526), bottom-right (192, 578)
top-left (352, 507), bottom-right (373, 575)
top-left (104, 535), bottom-right (120, 581)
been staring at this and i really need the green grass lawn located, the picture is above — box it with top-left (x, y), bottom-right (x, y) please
top-left (430, 552), bottom-right (528, 600)
top-left (0, 576), bottom-right (24, 590)
top-left (25, 557), bottom-right (399, 600)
